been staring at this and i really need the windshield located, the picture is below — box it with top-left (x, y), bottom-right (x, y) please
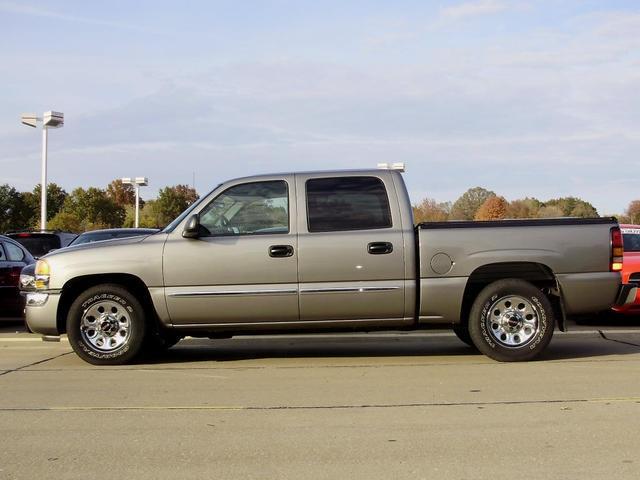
top-left (622, 229), bottom-right (640, 252)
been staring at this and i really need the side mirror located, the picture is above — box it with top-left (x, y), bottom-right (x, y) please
top-left (182, 214), bottom-right (201, 239)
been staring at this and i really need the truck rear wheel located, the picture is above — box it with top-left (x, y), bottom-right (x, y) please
top-left (468, 279), bottom-right (555, 362)
top-left (66, 284), bottom-right (147, 365)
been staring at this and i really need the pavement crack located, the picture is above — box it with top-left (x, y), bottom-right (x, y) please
top-left (598, 330), bottom-right (640, 348)
top-left (0, 352), bottom-right (73, 377)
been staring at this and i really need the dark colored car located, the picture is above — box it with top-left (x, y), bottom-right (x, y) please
top-left (67, 228), bottom-right (159, 246)
top-left (0, 235), bottom-right (35, 320)
top-left (6, 231), bottom-right (77, 259)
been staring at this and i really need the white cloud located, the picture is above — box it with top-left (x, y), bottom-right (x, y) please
top-left (0, 1), bottom-right (149, 31)
top-left (439, 0), bottom-right (512, 20)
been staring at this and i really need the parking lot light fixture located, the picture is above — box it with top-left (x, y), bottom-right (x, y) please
top-left (121, 177), bottom-right (148, 228)
top-left (20, 111), bottom-right (64, 231)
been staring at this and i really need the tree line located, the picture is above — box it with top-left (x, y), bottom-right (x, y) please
top-left (3, 182), bottom-right (640, 234)
top-left (413, 186), bottom-right (640, 223)
top-left (0, 180), bottom-right (198, 233)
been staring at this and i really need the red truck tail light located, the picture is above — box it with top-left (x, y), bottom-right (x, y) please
top-left (611, 226), bottom-right (623, 272)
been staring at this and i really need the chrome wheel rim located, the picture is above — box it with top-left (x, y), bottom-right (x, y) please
top-left (80, 300), bottom-right (131, 352)
top-left (486, 295), bottom-right (540, 348)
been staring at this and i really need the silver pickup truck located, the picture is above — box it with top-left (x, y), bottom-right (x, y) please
top-left (25, 167), bottom-right (636, 364)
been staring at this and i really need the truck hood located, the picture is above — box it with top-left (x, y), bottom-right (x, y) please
top-left (44, 234), bottom-right (153, 258)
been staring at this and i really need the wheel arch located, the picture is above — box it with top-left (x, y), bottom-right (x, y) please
top-left (56, 273), bottom-right (160, 334)
top-left (459, 262), bottom-right (567, 332)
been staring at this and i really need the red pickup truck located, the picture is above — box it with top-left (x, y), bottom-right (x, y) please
top-left (613, 225), bottom-right (640, 314)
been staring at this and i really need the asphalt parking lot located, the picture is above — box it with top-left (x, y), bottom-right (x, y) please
top-left (1, 320), bottom-right (640, 480)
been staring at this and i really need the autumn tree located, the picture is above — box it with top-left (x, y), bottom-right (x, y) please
top-left (475, 196), bottom-right (508, 220)
top-left (413, 198), bottom-right (450, 223)
top-left (450, 187), bottom-right (496, 220)
top-left (106, 179), bottom-right (137, 208)
top-left (506, 198), bottom-right (541, 219)
top-left (626, 200), bottom-right (640, 224)
top-left (536, 205), bottom-right (564, 218)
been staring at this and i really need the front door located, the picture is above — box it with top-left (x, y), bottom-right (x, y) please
top-left (163, 177), bottom-right (299, 325)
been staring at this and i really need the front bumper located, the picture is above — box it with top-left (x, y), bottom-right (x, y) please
top-left (25, 291), bottom-right (61, 336)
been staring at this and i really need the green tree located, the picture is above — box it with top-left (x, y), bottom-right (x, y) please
top-left (50, 187), bottom-right (125, 232)
top-left (48, 211), bottom-right (83, 232)
top-left (0, 184), bottom-right (29, 232)
top-left (543, 197), bottom-right (598, 218)
top-left (412, 198), bottom-right (450, 223)
top-left (18, 183), bottom-right (68, 228)
top-left (450, 187), bottom-right (496, 220)
top-left (155, 185), bottom-right (199, 226)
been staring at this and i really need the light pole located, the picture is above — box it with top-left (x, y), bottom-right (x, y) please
top-left (21, 111), bottom-right (64, 231)
top-left (121, 177), bottom-right (148, 228)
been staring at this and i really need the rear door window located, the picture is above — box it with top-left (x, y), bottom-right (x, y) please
top-left (4, 242), bottom-right (25, 262)
top-left (306, 176), bottom-right (392, 232)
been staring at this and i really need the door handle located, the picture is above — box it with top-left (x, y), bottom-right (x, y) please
top-left (367, 242), bottom-right (393, 255)
top-left (269, 245), bottom-right (294, 258)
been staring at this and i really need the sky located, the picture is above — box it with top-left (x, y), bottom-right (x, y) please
top-left (1, 0), bottom-right (639, 215)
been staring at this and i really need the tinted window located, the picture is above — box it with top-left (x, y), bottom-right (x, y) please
top-left (623, 233), bottom-right (640, 252)
top-left (199, 181), bottom-right (289, 235)
top-left (4, 242), bottom-right (25, 262)
top-left (0, 244), bottom-right (5, 261)
top-left (306, 177), bottom-right (392, 232)
top-left (10, 235), bottom-right (60, 258)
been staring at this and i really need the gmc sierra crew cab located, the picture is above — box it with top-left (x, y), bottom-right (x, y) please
top-left (25, 166), bottom-right (637, 364)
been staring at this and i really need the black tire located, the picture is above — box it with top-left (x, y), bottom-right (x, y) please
top-left (468, 279), bottom-right (555, 362)
top-left (452, 323), bottom-right (475, 347)
top-left (66, 284), bottom-right (147, 365)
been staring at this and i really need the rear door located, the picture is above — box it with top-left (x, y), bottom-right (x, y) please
top-left (295, 173), bottom-right (408, 324)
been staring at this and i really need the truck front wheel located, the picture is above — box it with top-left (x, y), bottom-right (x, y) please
top-left (66, 284), bottom-right (147, 365)
top-left (468, 279), bottom-right (555, 362)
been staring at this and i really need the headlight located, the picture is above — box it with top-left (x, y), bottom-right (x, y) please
top-left (34, 260), bottom-right (50, 289)
top-left (19, 273), bottom-right (36, 291)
